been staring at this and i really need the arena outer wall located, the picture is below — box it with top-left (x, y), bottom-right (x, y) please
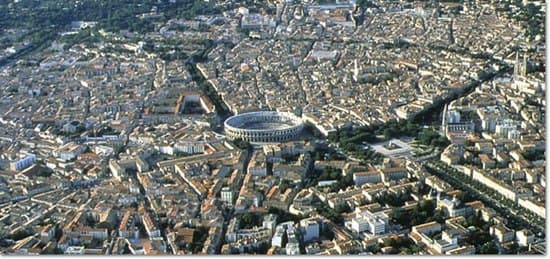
top-left (224, 111), bottom-right (304, 143)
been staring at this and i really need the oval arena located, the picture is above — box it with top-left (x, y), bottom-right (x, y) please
top-left (224, 111), bottom-right (304, 143)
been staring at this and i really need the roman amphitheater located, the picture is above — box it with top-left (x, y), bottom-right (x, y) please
top-left (224, 111), bottom-right (304, 143)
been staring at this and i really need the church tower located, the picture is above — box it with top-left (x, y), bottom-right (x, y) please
top-left (513, 51), bottom-right (520, 80)
top-left (353, 59), bottom-right (359, 82)
top-left (448, 19), bottom-right (455, 45)
top-left (522, 54), bottom-right (528, 77)
top-left (513, 51), bottom-right (528, 81)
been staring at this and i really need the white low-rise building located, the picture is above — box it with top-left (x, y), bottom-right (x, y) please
top-left (175, 141), bottom-right (205, 154)
top-left (272, 227), bottom-right (285, 247)
top-left (54, 143), bottom-right (85, 161)
top-left (517, 197), bottom-right (545, 218)
top-left (353, 171), bottom-right (381, 186)
top-left (515, 229), bottom-right (534, 247)
top-left (490, 224), bottom-right (514, 243)
top-left (65, 246), bottom-right (85, 255)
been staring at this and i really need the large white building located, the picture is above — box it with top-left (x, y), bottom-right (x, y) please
top-left (54, 143), bottom-right (86, 161)
top-left (347, 210), bottom-right (388, 234)
top-left (477, 106), bottom-right (504, 133)
top-left (174, 141), bottom-right (205, 154)
top-left (118, 211), bottom-right (140, 240)
top-left (272, 221), bottom-right (296, 247)
top-left (9, 154), bottom-right (36, 171)
top-left (516, 229), bottom-right (534, 247)
top-left (353, 171), bottom-right (381, 186)
top-left (433, 230), bottom-right (459, 254)
top-left (446, 110), bottom-right (461, 124)
top-left (65, 246), bottom-right (85, 255)
top-left (300, 218), bottom-right (321, 242)
top-left (507, 129), bottom-right (521, 139)
top-left (490, 224), bottom-right (514, 243)
top-left (240, 13), bottom-right (276, 30)
top-left (221, 187), bottom-right (234, 205)
top-left (495, 119), bottom-right (518, 138)
top-left (518, 197), bottom-right (545, 218)
top-left (262, 214), bottom-right (278, 232)
top-left (286, 242), bottom-right (300, 255)
top-left (271, 227), bottom-right (285, 247)
top-left (471, 169), bottom-right (517, 202)
top-left (446, 122), bottom-right (475, 134)
top-left (142, 213), bottom-right (161, 238)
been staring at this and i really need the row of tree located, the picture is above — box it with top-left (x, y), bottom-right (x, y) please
top-left (427, 162), bottom-right (544, 232)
